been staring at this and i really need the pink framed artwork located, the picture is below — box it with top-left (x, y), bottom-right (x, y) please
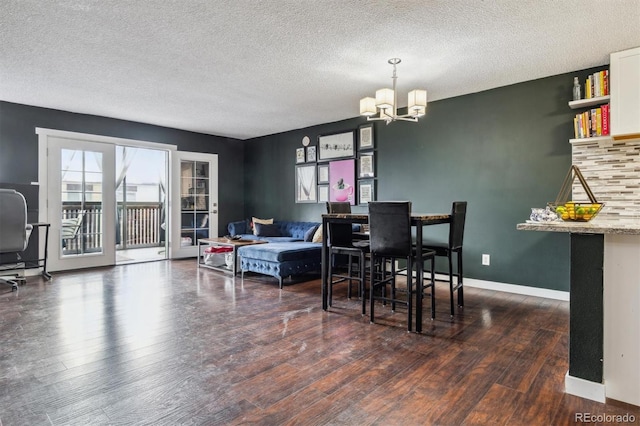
top-left (329, 159), bottom-right (356, 205)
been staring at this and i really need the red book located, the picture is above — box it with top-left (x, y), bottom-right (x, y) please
top-left (602, 103), bottom-right (610, 135)
top-left (604, 70), bottom-right (609, 96)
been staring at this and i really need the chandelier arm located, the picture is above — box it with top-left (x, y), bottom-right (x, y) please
top-left (394, 116), bottom-right (419, 123)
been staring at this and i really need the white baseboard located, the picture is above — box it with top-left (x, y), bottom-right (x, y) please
top-left (462, 277), bottom-right (570, 301)
top-left (396, 267), bottom-right (570, 302)
top-left (565, 372), bottom-right (606, 403)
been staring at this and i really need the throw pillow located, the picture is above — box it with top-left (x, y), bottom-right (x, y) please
top-left (311, 225), bottom-right (323, 243)
top-left (252, 217), bottom-right (273, 235)
top-left (304, 225), bottom-right (319, 242)
top-left (254, 223), bottom-right (281, 237)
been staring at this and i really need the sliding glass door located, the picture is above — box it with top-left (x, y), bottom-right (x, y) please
top-left (115, 146), bottom-right (168, 264)
top-left (46, 137), bottom-right (116, 271)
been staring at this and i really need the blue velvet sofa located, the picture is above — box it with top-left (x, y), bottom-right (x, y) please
top-left (227, 220), bottom-right (319, 243)
top-left (227, 220), bottom-right (322, 287)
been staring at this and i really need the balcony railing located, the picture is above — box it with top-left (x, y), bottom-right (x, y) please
top-left (62, 202), bottom-right (164, 254)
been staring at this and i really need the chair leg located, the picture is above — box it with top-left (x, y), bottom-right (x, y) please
top-left (429, 256), bottom-right (436, 320)
top-left (390, 260), bottom-right (396, 311)
top-left (406, 257), bottom-right (413, 333)
top-left (347, 253), bottom-right (353, 299)
top-left (369, 256), bottom-right (375, 324)
top-left (457, 250), bottom-right (464, 308)
top-left (415, 259), bottom-right (422, 333)
top-left (448, 253), bottom-right (455, 317)
top-left (360, 251), bottom-right (366, 315)
top-left (328, 254), bottom-right (333, 307)
top-left (1, 277), bottom-right (20, 292)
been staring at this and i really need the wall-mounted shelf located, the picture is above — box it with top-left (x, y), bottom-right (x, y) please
top-left (569, 136), bottom-right (612, 145)
top-left (569, 95), bottom-right (610, 109)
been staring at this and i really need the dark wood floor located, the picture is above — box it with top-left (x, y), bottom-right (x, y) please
top-left (1, 261), bottom-right (638, 425)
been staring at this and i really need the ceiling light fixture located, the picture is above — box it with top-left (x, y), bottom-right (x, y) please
top-left (359, 58), bottom-right (427, 124)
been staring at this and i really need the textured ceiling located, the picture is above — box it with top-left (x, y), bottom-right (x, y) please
top-left (1, 1), bottom-right (639, 140)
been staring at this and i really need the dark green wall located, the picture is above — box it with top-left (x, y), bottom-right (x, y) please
top-left (0, 101), bottom-right (246, 232)
top-left (1, 65), bottom-right (604, 292)
top-left (244, 68), bottom-right (605, 292)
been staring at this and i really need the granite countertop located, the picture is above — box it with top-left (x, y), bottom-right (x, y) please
top-left (516, 216), bottom-right (640, 235)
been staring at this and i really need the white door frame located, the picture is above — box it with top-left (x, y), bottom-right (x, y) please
top-left (37, 128), bottom-right (177, 271)
top-left (170, 151), bottom-right (219, 259)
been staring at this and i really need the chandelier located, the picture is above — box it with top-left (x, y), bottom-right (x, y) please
top-left (359, 58), bottom-right (427, 123)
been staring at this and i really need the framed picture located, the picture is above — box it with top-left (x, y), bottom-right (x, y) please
top-left (306, 146), bottom-right (317, 162)
top-left (329, 159), bottom-right (356, 205)
top-left (318, 130), bottom-right (355, 161)
top-left (317, 185), bottom-right (329, 203)
top-left (358, 124), bottom-right (374, 150)
top-left (296, 147), bottom-right (305, 164)
top-left (358, 180), bottom-right (376, 205)
top-left (358, 152), bottom-right (375, 178)
top-left (317, 163), bottom-right (329, 184)
top-left (295, 164), bottom-right (317, 203)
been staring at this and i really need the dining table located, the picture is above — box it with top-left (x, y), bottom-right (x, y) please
top-left (321, 212), bottom-right (451, 332)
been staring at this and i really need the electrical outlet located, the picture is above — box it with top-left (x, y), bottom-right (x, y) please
top-left (482, 254), bottom-right (490, 266)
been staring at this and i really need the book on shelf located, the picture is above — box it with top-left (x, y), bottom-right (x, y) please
top-left (583, 70), bottom-right (609, 99)
top-left (573, 104), bottom-right (610, 139)
top-left (602, 103), bottom-right (609, 135)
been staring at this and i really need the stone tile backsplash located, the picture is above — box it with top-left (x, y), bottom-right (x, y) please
top-left (572, 138), bottom-right (640, 218)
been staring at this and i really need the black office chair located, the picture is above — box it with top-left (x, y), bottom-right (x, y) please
top-left (368, 202), bottom-right (436, 331)
top-left (0, 189), bottom-right (33, 291)
top-left (326, 202), bottom-right (369, 315)
top-left (422, 201), bottom-right (467, 317)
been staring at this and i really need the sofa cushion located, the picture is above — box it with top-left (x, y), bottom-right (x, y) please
top-left (254, 223), bottom-right (281, 237)
top-left (312, 226), bottom-right (323, 243)
top-left (228, 220), bottom-right (248, 236)
top-left (304, 224), bottom-right (319, 242)
top-left (275, 221), bottom-right (320, 239)
top-left (252, 217), bottom-right (273, 235)
top-left (260, 236), bottom-right (300, 243)
top-left (239, 242), bottom-right (321, 262)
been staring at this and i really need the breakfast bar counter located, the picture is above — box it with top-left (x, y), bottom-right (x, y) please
top-left (517, 216), bottom-right (640, 406)
top-left (517, 217), bottom-right (640, 235)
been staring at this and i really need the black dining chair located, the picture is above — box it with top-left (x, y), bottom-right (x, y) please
top-left (368, 201), bottom-right (436, 331)
top-left (326, 202), bottom-right (370, 314)
top-left (421, 201), bottom-right (467, 317)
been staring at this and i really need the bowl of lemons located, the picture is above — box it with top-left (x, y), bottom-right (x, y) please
top-left (554, 202), bottom-right (603, 222)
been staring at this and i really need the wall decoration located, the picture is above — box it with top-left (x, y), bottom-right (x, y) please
top-left (329, 159), bottom-right (356, 205)
top-left (296, 147), bottom-right (305, 164)
top-left (318, 130), bottom-right (355, 161)
top-left (358, 124), bottom-right (374, 150)
top-left (358, 180), bottom-right (375, 205)
top-left (317, 163), bottom-right (329, 184)
top-left (358, 152), bottom-right (375, 178)
top-left (318, 185), bottom-right (329, 202)
top-left (295, 164), bottom-right (317, 203)
top-left (306, 146), bottom-right (317, 162)
top-left (302, 135), bottom-right (310, 146)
